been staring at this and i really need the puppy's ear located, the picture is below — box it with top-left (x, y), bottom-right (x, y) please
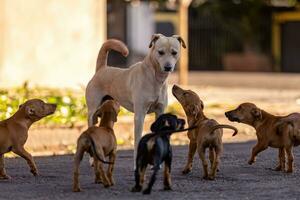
top-left (92, 107), bottom-right (103, 125)
top-left (25, 106), bottom-right (35, 116)
top-left (251, 108), bottom-right (262, 120)
top-left (151, 117), bottom-right (165, 132)
top-left (172, 35), bottom-right (186, 48)
top-left (187, 105), bottom-right (199, 119)
top-left (111, 111), bottom-right (118, 122)
top-left (149, 34), bottom-right (163, 48)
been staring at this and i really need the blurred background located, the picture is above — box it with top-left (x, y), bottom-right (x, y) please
top-left (0, 0), bottom-right (300, 155)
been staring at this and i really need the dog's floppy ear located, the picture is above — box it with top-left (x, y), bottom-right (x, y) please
top-left (151, 116), bottom-right (165, 132)
top-left (187, 105), bottom-right (200, 119)
top-left (251, 108), bottom-right (262, 120)
top-left (25, 106), bottom-right (35, 116)
top-left (149, 34), bottom-right (163, 48)
top-left (172, 35), bottom-right (186, 48)
top-left (92, 107), bottom-right (103, 125)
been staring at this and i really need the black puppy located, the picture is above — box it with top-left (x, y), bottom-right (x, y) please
top-left (131, 113), bottom-right (194, 194)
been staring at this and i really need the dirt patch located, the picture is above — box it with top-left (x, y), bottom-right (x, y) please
top-left (2, 143), bottom-right (300, 199)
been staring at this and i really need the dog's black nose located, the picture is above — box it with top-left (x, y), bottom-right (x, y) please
top-left (225, 112), bottom-right (229, 117)
top-left (164, 66), bottom-right (172, 72)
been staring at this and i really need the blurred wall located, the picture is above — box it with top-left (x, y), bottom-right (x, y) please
top-left (0, 0), bottom-right (106, 88)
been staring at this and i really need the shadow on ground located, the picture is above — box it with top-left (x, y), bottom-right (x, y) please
top-left (1, 141), bottom-right (300, 200)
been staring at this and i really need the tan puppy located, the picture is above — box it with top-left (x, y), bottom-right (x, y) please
top-left (225, 103), bottom-right (296, 172)
top-left (172, 85), bottom-right (237, 180)
top-left (85, 34), bottom-right (186, 167)
top-left (0, 99), bottom-right (56, 179)
top-left (73, 99), bottom-right (120, 192)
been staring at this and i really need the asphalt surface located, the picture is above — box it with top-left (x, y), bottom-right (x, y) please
top-left (1, 141), bottom-right (300, 200)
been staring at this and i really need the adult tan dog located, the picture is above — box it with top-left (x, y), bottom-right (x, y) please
top-left (0, 99), bottom-right (56, 179)
top-left (73, 99), bottom-right (120, 192)
top-left (225, 103), bottom-right (297, 172)
top-left (85, 34), bottom-right (186, 165)
top-left (172, 85), bottom-right (237, 180)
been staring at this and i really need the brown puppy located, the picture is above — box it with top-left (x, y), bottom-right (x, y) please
top-left (172, 85), bottom-right (237, 180)
top-left (225, 103), bottom-right (296, 172)
top-left (73, 99), bottom-right (120, 192)
top-left (0, 99), bottom-right (56, 179)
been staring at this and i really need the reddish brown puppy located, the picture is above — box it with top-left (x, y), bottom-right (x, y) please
top-left (225, 103), bottom-right (297, 172)
top-left (0, 99), bottom-right (56, 179)
top-left (172, 85), bottom-right (237, 180)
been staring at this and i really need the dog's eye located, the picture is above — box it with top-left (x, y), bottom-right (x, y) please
top-left (158, 50), bottom-right (165, 56)
top-left (171, 51), bottom-right (177, 56)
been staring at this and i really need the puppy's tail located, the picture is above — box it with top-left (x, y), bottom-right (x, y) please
top-left (210, 124), bottom-right (238, 136)
top-left (87, 135), bottom-right (114, 164)
top-left (153, 126), bottom-right (198, 136)
top-left (96, 39), bottom-right (129, 72)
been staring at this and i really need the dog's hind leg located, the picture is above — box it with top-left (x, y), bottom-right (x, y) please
top-left (0, 155), bottom-right (10, 179)
top-left (131, 160), bottom-right (146, 192)
top-left (164, 153), bottom-right (172, 190)
top-left (73, 145), bottom-right (85, 192)
top-left (97, 160), bottom-right (111, 188)
top-left (93, 160), bottom-right (102, 184)
top-left (107, 151), bottom-right (116, 186)
top-left (182, 141), bottom-right (197, 174)
top-left (286, 146), bottom-right (294, 173)
top-left (198, 146), bottom-right (209, 179)
top-left (143, 165), bottom-right (159, 195)
top-left (275, 148), bottom-right (286, 171)
top-left (209, 146), bottom-right (222, 180)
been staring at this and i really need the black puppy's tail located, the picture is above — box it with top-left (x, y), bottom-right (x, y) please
top-left (87, 135), bottom-right (114, 164)
top-left (209, 124), bottom-right (238, 136)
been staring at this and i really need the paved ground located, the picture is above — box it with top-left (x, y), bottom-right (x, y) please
top-left (2, 142), bottom-right (300, 200)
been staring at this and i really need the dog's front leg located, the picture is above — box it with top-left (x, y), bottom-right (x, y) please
top-left (133, 107), bottom-right (147, 168)
top-left (182, 141), bottom-right (197, 174)
top-left (248, 142), bottom-right (268, 165)
top-left (12, 147), bottom-right (38, 176)
top-left (0, 154), bottom-right (10, 179)
top-left (107, 151), bottom-right (116, 186)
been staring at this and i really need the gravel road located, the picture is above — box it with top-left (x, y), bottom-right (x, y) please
top-left (1, 142), bottom-right (300, 200)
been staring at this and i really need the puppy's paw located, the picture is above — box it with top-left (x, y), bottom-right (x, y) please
top-left (202, 175), bottom-right (209, 180)
top-left (208, 175), bottom-right (215, 181)
top-left (73, 187), bottom-right (82, 192)
top-left (182, 168), bottom-right (191, 174)
top-left (131, 186), bottom-right (142, 192)
top-left (248, 160), bottom-right (255, 165)
top-left (31, 170), bottom-right (39, 176)
top-left (142, 189), bottom-right (151, 195)
top-left (0, 174), bottom-right (11, 180)
top-left (164, 185), bottom-right (172, 191)
top-left (95, 178), bottom-right (102, 184)
top-left (103, 183), bottom-right (110, 188)
top-left (286, 169), bottom-right (293, 173)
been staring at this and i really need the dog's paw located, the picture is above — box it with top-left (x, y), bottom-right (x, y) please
top-left (248, 160), bottom-right (255, 165)
top-left (73, 187), bottom-right (82, 192)
top-left (0, 174), bottom-right (11, 180)
top-left (31, 170), bottom-right (39, 176)
top-left (182, 168), bottom-right (191, 174)
top-left (202, 175), bottom-right (209, 180)
top-left (164, 185), bottom-right (172, 191)
top-left (286, 169), bottom-right (293, 173)
top-left (142, 189), bottom-right (151, 195)
top-left (95, 179), bottom-right (102, 184)
top-left (131, 186), bottom-right (142, 193)
top-left (208, 176), bottom-right (215, 181)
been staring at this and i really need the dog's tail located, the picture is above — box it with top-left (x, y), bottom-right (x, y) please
top-left (87, 135), bottom-right (114, 164)
top-left (210, 124), bottom-right (238, 136)
top-left (96, 39), bottom-right (129, 72)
